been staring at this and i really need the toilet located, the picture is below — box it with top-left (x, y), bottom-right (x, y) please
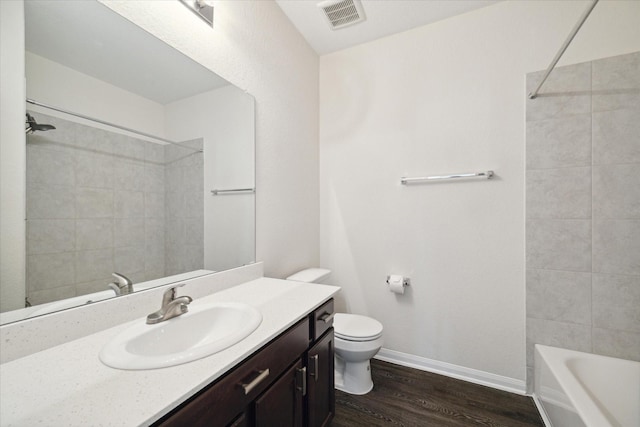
top-left (286, 268), bottom-right (383, 395)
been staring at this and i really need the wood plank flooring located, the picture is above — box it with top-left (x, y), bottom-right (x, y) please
top-left (331, 360), bottom-right (544, 427)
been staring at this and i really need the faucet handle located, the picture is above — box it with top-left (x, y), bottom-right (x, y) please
top-left (112, 272), bottom-right (132, 286)
top-left (161, 284), bottom-right (187, 307)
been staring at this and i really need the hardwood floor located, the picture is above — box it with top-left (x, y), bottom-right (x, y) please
top-left (331, 360), bottom-right (544, 427)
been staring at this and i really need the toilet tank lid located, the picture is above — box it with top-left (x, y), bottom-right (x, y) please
top-left (286, 268), bottom-right (331, 283)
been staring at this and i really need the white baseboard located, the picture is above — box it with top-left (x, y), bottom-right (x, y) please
top-left (374, 348), bottom-right (527, 396)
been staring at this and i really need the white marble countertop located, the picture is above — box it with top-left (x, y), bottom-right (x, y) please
top-left (0, 278), bottom-right (339, 427)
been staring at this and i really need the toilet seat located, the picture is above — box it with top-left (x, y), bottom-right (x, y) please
top-left (334, 313), bottom-right (383, 342)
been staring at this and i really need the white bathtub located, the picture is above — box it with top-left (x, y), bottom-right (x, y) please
top-left (534, 344), bottom-right (640, 427)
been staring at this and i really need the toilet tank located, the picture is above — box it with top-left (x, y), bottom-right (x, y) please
top-left (286, 268), bottom-right (331, 284)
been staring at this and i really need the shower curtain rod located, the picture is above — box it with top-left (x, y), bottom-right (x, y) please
top-left (528, 0), bottom-right (599, 99)
top-left (26, 98), bottom-right (203, 153)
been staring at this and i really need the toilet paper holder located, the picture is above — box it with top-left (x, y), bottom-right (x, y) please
top-left (386, 276), bottom-right (410, 287)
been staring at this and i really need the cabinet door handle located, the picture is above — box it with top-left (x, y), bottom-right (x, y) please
top-left (241, 369), bottom-right (270, 395)
top-left (319, 312), bottom-right (334, 323)
top-left (296, 366), bottom-right (307, 396)
top-left (309, 354), bottom-right (319, 382)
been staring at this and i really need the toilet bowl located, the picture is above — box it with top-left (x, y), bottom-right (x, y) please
top-left (286, 268), bottom-right (384, 395)
top-left (333, 313), bottom-right (383, 395)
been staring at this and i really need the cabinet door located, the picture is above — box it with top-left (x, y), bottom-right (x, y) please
top-left (307, 329), bottom-right (335, 427)
top-left (254, 360), bottom-right (304, 427)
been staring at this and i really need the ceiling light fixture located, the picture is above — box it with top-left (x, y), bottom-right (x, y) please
top-left (179, 0), bottom-right (214, 27)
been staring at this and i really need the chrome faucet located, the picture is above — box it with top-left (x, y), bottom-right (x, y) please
top-left (108, 272), bottom-right (134, 296)
top-left (146, 284), bottom-right (193, 324)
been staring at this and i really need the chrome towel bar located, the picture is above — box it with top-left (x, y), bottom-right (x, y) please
top-left (401, 171), bottom-right (494, 185)
top-left (210, 188), bottom-right (255, 195)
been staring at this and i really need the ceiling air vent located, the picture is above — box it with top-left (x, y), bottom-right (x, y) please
top-left (317, 0), bottom-right (366, 30)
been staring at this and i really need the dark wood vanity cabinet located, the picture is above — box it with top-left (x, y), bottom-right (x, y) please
top-left (154, 299), bottom-right (335, 427)
top-left (306, 329), bottom-right (335, 427)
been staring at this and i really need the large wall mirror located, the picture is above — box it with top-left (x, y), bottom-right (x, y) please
top-left (0, 0), bottom-right (255, 324)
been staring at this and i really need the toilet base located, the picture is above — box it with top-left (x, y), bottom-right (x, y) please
top-left (334, 356), bottom-right (374, 395)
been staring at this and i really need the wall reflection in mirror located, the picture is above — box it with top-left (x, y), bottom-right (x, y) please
top-left (0, 0), bottom-right (255, 324)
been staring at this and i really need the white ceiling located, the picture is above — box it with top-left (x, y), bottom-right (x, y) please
top-left (25, 0), bottom-right (229, 104)
top-left (275, 0), bottom-right (499, 55)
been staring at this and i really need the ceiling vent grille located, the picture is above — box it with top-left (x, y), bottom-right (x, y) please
top-left (317, 0), bottom-right (366, 30)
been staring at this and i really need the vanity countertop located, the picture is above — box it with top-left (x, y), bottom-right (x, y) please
top-left (0, 278), bottom-right (339, 427)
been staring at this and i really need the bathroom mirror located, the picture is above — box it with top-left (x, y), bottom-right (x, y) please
top-left (0, 0), bottom-right (255, 324)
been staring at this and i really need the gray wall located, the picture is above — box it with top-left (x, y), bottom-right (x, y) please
top-left (164, 139), bottom-right (204, 276)
top-left (525, 51), bottom-right (640, 378)
top-left (25, 113), bottom-right (203, 306)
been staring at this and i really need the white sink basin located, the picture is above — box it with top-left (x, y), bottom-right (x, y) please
top-left (99, 302), bottom-right (262, 370)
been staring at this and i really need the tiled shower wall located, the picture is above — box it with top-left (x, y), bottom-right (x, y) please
top-left (26, 113), bottom-right (203, 306)
top-left (526, 51), bottom-right (640, 377)
top-left (164, 140), bottom-right (204, 276)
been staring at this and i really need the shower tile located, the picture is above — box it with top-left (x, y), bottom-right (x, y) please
top-left (145, 192), bottom-right (165, 218)
top-left (27, 146), bottom-right (75, 187)
top-left (145, 141), bottom-right (165, 165)
top-left (526, 317), bottom-right (591, 366)
top-left (184, 163), bottom-right (204, 192)
top-left (165, 249), bottom-right (183, 276)
top-left (76, 278), bottom-right (114, 296)
top-left (75, 249), bottom-right (114, 283)
top-left (145, 218), bottom-right (165, 248)
top-left (27, 184), bottom-right (75, 219)
top-left (145, 164), bottom-right (165, 193)
top-left (185, 217), bottom-right (204, 245)
top-left (526, 62), bottom-right (591, 122)
top-left (593, 108), bottom-right (640, 165)
top-left (184, 245), bottom-right (204, 271)
top-left (165, 144), bottom-right (195, 164)
top-left (526, 167), bottom-right (591, 219)
top-left (76, 219), bottom-right (113, 250)
top-left (593, 163), bottom-right (640, 219)
top-left (165, 218), bottom-right (185, 247)
top-left (592, 51), bottom-right (640, 112)
top-left (145, 267), bottom-right (166, 282)
top-left (73, 124), bottom-right (113, 154)
top-left (182, 138), bottom-right (204, 151)
top-left (145, 243), bottom-right (165, 277)
top-left (526, 269), bottom-right (591, 325)
top-left (29, 286), bottom-right (76, 307)
top-left (526, 219), bottom-right (591, 271)
top-left (593, 219), bottom-right (640, 275)
top-left (165, 192), bottom-right (185, 219)
top-left (26, 252), bottom-right (75, 290)
top-left (112, 134), bottom-right (146, 162)
top-left (114, 246), bottom-right (145, 275)
top-left (114, 190), bottom-right (144, 218)
top-left (113, 161), bottom-right (145, 191)
top-left (76, 188), bottom-right (113, 218)
top-left (114, 218), bottom-right (144, 248)
top-left (525, 114), bottom-right (591, 169)
top-left (75, 152), bottom-right (114, 189)
top-left (592, 328), bottom-right (640, 362)
top-left (26, 219), bottom-right (75, 255)
top-left (165, 165), bottom-right (184, 193)
top-left (593, 274), bottom-right (640, 333)
top-left (181, 150), bottom-right (204, 168)
top-left (184, 190), bottom-right (204, 217)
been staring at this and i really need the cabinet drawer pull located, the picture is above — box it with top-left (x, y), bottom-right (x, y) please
top-left (309, 354), bottom-right (319, 382)
top-left (241, 369), bottom-right (270, 395)
top-left (296, 366), bottom-right (307, 396)
top-left (318, 312), bottom-right (334, 323)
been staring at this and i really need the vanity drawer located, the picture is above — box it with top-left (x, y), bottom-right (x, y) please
top-left (156, 316), bottom-right (310, 427)
top-left (312, 299), bottom-right (334, 341)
